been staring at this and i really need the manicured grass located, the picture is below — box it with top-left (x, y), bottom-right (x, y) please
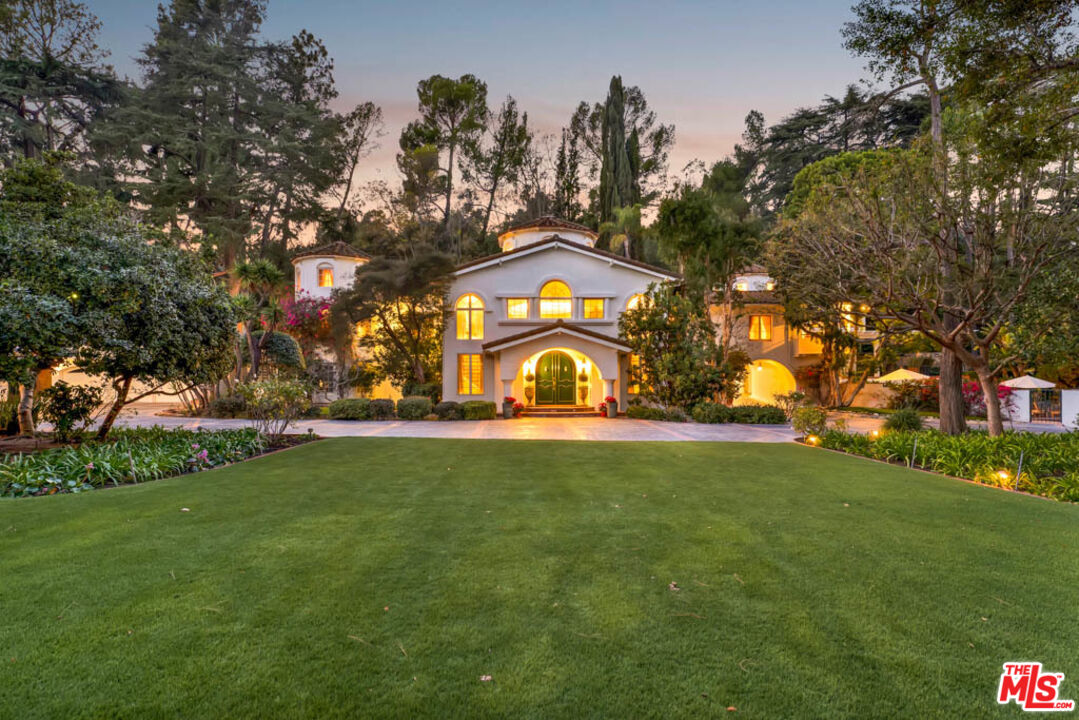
top-left (1, 439), bottom-right (1077, 719)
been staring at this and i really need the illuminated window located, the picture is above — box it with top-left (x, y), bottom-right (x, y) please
top-left (749, 314), bottom-right (772, 341)
top-left (840, 302), bottom-right (864, 333)
top-left (539, 280), bottom-right (572, 319)
top-left (317, 265), bottom-right (334, 288)
top-left (626, 293), bottom-right (646, 311)
top-left (506, 298), bottom-right (529, 319)
top-left (455, 293), bottom-right (484, 340)
top-left (582, 298), bottom-right (604, 319)
top-left (457, 353), bottom-right (483, 395)
top-left (735, 281), bottom-right (748, 291)
top-left (765, 281), bottom-right (775, 291)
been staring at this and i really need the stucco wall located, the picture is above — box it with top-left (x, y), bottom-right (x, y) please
top-left (441, 243), bottom-right (669, 404)
top-left (293, 255), bottom-right (365, 299)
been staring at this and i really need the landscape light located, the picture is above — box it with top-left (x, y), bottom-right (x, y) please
top-left (996, 469), bottom-right (1011, 482)
top-left (870, 429), bottom-right (880, 439)
top-left (806, 435), bottom-right (820, 446)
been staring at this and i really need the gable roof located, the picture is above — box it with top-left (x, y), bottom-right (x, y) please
top-left (455, 235), bottom-right (679, 280)
top-left (481, 319), bottom-right (633, 353)
top-left (501, 215), bottom-right (598, 238)
top-left (291, 241), bottom-right (371, 262)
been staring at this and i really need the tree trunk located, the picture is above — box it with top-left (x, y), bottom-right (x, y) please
top-left (97, 377), bottom-right (133, 440)
top-left (938, 348), bottom-right (967, 435)
top-left (974, 366), bottom-right (1005, 437)
top-left (17, 382), bottom-right (35, 436)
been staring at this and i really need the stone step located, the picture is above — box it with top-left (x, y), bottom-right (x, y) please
top-left (519, 405), bottom-right (601, 418)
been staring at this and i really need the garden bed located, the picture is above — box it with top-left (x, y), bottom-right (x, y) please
top-left (1, 426), bottom-right (318, 498)
top-left (800, 429), bottom-right (1079, 502)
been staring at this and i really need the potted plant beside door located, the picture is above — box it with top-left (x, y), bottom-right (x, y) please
top-left (502, 396), bottom-right (516, 419)
top-left (605, 395), bottom-right (618, 418)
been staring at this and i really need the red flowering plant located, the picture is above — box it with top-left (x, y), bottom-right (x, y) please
top-left (598, 403), bottom-right (607, 414)
top-left (962, 380), bottom-right (1015, 417)
top-left (503, 396), bottom-right (517, 404)
top-left (512, 402), bottom-right (524, 417)
top-left (604, 395), bottom-right (617, 404)
top-left (281, 292), bottom-right (333, 360)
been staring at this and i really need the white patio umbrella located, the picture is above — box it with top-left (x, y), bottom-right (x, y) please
top-left (999, 374), bottom-right (1056, 389)
top-left (870, 368), bottom-right (931, 384)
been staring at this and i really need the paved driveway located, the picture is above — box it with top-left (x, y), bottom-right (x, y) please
top-left (110, 406), bottom-right (798, 443)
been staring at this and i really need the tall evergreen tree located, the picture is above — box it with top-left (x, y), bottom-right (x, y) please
top-left (598, 76), bottom-right (634, 225)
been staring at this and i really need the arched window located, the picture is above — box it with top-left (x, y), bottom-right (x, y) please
top-left (317, 264), bottom-right (334, 288)
top-left (455, 293), bottom-right (484, 340)
top-left (539, 280), bottom-right (572, 319)
top-left (626, 293), bottom-right (647, 311)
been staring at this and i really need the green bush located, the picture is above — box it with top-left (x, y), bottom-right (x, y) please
top-left (235, 378), bottom-right (311, 441)
top-left (792, 406), bottom-right (828, 435)
top-left (692, 401), bottom-right (730, 424)
top-left (402, 382), bottom-right (441, 403)
top-left (461, 400), bottom-right (497, 420)
top-left (626, 405), bottom-right (668, 420)
top-left (369, 399), bottom-right (396, 420)
top-left (884, 407), bottom-right (923, 432)
top-left (433, 401), bottom-right (462, 420)
top-left (397, 396), bottom-right (433, 420)
top-left (1, 427), bottom-right (265, 498)
top-left (729, 404), bottom-right (787, 424)
top-left (665, 408), bottom-right (688, 423)
top-left (248, 330), bottom-right (306, 371)
top-left (328, 398), bottom-right (371, 420)
top-left (38, 381), bottom-right (101, 442)
top-left (208, 394), bottom-right (246, 418)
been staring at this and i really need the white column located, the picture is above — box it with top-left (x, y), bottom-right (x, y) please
top-left (603, 378), bottom-right (614, 400)
top-left (502, 379), bottom-right (513, 400)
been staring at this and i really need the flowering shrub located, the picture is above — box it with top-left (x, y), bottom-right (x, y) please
top-left (598, 403), bottom-right (607, 414)
top-left (604, 395), bottom-right (617, 404)
top-left (236, 378), bottom-right (311, 441)
top-left (1, 427), bottom-right (264, 498)
top-left (503, 396), bottom-right (517, 404)
top-left (281, 292), bottom-right (334, 359)
top-left (512, 402), bottom-right (524, 417)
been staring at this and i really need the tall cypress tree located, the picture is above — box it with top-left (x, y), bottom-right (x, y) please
top-left (598, 75), bottom-right (635, 225)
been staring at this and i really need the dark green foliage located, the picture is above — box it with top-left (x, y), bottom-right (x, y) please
top-left (694, 402), bottom-right (788, 425)
top-left (460, 400), bottom-right (496, 420)
top-left (884, 407), bottom-right (923, 432)
top-left (250, 331), bottom-right (305, 371)
top-left (1, 427), bottom-right (264, 497)
top-left (402, 382), bottom-right (441, 403)
top-left (819, 429), bottom-right (1079, 502)
top-left (396, 396), bottom-right (433, 421)
top-left (691, 402), bottom-right (730, 424)
top-left (37, 381), bottom-right (101, 442)
top-left (433, 401), bottom-right (462, 420)
top-left (625, 405), bottom-right (667, 421)
top-left (792, 406), bottom-right (829, 435)
top-left (620, 283), bottom-right (746, 409)
top-left (665, 408), bottom-right (687, 423)
top-left (369, 399), bottom-right (396, 421)
top-left (327, 398), bottom-right (371, 421)
top-left (209, 395), bottom-right (247, 419)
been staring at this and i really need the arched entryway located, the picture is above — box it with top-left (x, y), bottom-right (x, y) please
top-left (740, 359), bottom-right (797, 405)
top-left (535, 350), bottom-right (576, 405)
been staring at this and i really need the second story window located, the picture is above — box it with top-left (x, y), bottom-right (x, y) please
top-left (318, 264), bottom-right (334, 288)
top-left (582, 298), bottom-right (605, 319)
top-left (506, 298), bottom-right (529, 319)
top-left (455, 293), bottom-right (484, 340)
top-left (539, 280), bottom-right (571, 319)
top-left (749, 314), bottom-right (772, 341)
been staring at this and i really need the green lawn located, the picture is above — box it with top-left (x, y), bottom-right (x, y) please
top-left (2, 439), bottom-right (1076, 719)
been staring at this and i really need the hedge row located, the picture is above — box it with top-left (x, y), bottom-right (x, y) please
top-left (326, 397), bottom-right (496, 421)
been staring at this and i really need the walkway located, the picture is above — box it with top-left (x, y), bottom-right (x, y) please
top-left (110, 405), bottom-right (798, 443)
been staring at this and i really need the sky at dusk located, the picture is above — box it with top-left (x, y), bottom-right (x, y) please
top-left (86, 0), bottom-right (870, 191)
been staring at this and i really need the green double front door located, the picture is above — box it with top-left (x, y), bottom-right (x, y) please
top-left (535, 351), bottom-right (576, 405)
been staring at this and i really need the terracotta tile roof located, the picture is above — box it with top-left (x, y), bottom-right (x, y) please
top-left (455, 235), bottom-right (679, 279)
top-left (501, 215), bottom-right (598, 238)
top-left (739, 290), bottom-right (782, 304)
top-left (739, 264), bottom-right (770, 274)
top-left (482, 319), bottom-right (632, 352)
top-left (291, 241), bottom-right (371, 261)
